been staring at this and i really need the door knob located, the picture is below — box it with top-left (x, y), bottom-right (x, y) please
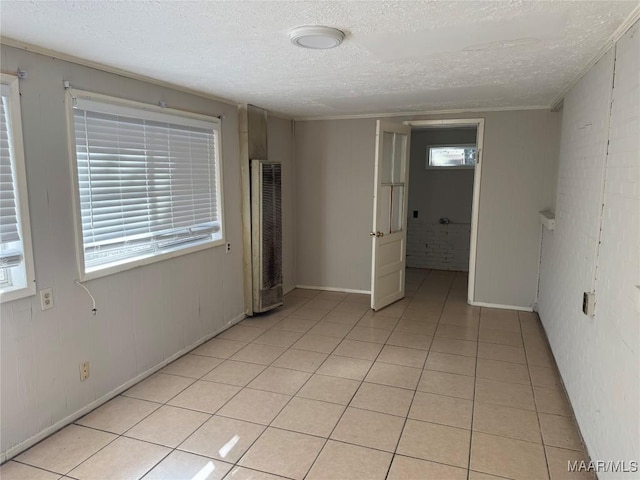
top-left (369, 231), bottom-right (384, 237)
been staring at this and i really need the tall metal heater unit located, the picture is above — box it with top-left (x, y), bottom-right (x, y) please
top-left (244, 105), bottom-right (283, 313)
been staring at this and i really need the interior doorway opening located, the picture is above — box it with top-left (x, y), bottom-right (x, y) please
top-left (404, 119), bottom-right (484, 304)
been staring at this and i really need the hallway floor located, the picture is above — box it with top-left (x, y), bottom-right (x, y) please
top-left (2, 269), bottom-right (592, 480)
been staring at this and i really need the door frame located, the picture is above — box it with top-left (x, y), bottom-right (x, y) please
top-left (402, 118), bottom-right (485, 305)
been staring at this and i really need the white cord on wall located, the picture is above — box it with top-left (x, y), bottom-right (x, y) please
top-left (74, 280), bottom-right (97, 315)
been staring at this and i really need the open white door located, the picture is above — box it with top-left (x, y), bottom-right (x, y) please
top-left (370, 120), bottom-right (411, 310)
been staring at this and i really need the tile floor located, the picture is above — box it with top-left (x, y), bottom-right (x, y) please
top-left (2, 269), bottom-right (594, 480)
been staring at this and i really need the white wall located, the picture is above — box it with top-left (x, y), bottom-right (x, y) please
top-left (0, 46), bottom-right (245, 458)
top-left (294, 110), bottom-right (560, 307)
top-left (407, 128), bottom-right (476, 270)
top-left (538, 21), bottom-right (639, 476)
top-left (267, 116), bottom-right (295, 292)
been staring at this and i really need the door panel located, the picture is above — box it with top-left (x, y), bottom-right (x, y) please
top-left (371, 120), bottom-right (411, 311)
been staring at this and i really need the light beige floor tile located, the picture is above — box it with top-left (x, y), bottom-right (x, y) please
top-left (350, 382), bottom-right (414, 417)
top-left (292, 333), bottom-right (342, 353)
top-left (357, 313), bottom-right (399, 330)
top-left (539, 413), bottom-right (584, 450)
top-left (272, 397), bottom-right (345, 437)
top-left (386, 331), bottom-right (433, 350)
top-left (436, 324), bottom-right (479, 341)
top-left (216, 388), bottom-right (290, 425)
top-left (306, 440), bottom-right (392, 480)
top-left (16, 425), bottom-right (116, 474)
top-left (316, 355), bottom-right (373, 381)
top-left (476, 358), bottom-right (530, 384)
top-left (218, 325), bottom-right (265, 342)
top-left (192, 338), bottom-right (248, 359)
top-left (305, 298), bottom-right (340, 311)
top-left (201, 360), bottom-right (266, 386)
top-left (0, 461), bottom-right (63, 480)
top-left (240, 315), bottom-right (284, 329)
top-left (473, 402), bottom-right (541, 443)
top-left (322, 309), bottom-right (366, 325)
top-left (308, 321), bottom-right (353, 338)
top-left (388, 455), bottom-right (468, 480)
top-left (272, 349), bottom-right (328, 372)
top-left (397, 419), bottom-right (471, 468)
top-left (287, 288), bottom-right (320, 299)
top-left (525, 346), bottom-right (556, 368)
top-left (418, 370), bottom-right (475, 400)
top-left (316, 291), bottom-right (349, 302)
top-left (393, 318), bottom-right (437, 335)
top-left (478, 342), bottom-right (526, 364)
top-left (125, 405), bottom-right (210, 447)
top-left (470, 432), bottom-right (548, 480)
top-left (168, 380), bottom-right (240, 413)
top-left (333, 339), bottom-right (383, 360)
top-left (377, 345), bottom-right (428, 368)
top-left (529, 365), bottom-right (563, 388)
top-left (425, 351), bottom-right (476, 376)
top-left (272, 317), bottom-right (318, 333)
top-left (346, 326), bottom-right (391, 344)
top-left (478, 327), bottom-right (523, 347)
top-left (247, 366), bottom-right (311, 395)
top-left (333, 300), bottom-right (370, 314)
top-left (68, 437), bottom-right (170, 480)
top-left (253, 330), bottom-right (303, 348)
top-left (480, 309), bottom-right (521, 332)
top-left (409, 391), bottom-right (473, 429)
top-left (432, 336), bottom-right (478, 357)
top-left (143, 450), bottom-right (232, 480)
top-left (123, 373), bottom-right (195, 403)
top-left (296, 374), bottom-right (360, 405)
top-left (160, 354), bottom-right (223, 378)
top-left (376, 299), bottom-right (410, 317)
top-left (331, 407), bottom-right (405, 452)
top-left (76, 396), bottom-right (160, 434)
top-left (534, 386), bottom-right (572, 416)
top-left (239, 428), bottom-right (324, 480)
top-left (230, 344), bottom-right (286, 365)
top-left (475, 377), bottom-right (535, 410)
top-left (223, 466), bottom-right (288, 479)
top-left (468, 471), bottom-right (511, 480)
top-left (545, 446), bottom-right (596, 480)
top-left (179, 415), bottom-right (265, 463)
top-left (289, 307), bottom-right (330, 321)
top-left (365, 362), bottom-right (421, 389)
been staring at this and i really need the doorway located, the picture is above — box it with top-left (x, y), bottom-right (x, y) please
top-left (404, 119), bottom-right (484, 304)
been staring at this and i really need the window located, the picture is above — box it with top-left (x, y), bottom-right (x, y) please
top-left (1, 75), bottom-right (36, 302)
top-left (68, 91), bottom-right (224, 279)
top-left (427, 145), bottom-right (477, 168)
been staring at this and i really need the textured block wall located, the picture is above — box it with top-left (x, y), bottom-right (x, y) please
top-left (406, 220), bottom-right (470, 271)
top-left (538, 22), bottom-right (639, 476)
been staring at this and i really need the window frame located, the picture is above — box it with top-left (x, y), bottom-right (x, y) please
top-left (426, 144), bottom-right (477, 170)
top-left (65, 89), bottom-right (226, 281)
top-left (0, 73), bottom-right (36, 303)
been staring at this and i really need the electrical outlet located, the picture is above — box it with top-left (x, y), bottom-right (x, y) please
top-left (582, 292), bottom-right (595, 316)
top-left (40, 288), bottom-right (54, 311)
top-left (80, 361), bottom-right (90, 382)
top-left (226, 243), bottom-right (231, 254)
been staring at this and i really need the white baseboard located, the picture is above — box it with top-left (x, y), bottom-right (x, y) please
top-left (1, 312), bottom-right (246, 463)
top-left (469, 300), bottom-right (533, 312)
top-left (295, 285), bottom-right (371, 295)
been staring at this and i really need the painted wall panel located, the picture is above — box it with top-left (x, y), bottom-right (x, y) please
top-left (0, 46), bottom-right (245, 457)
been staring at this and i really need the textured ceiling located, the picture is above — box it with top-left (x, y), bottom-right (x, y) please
top-left (1, 1), bottom-right (637, 117)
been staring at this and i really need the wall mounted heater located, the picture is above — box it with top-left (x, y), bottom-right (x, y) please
top-left (241, 104), bottom-right (283, 314)
top-left (251, 160), bottom-right (283, 312)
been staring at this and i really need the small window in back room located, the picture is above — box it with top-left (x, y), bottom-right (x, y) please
top-left (1, 75), bottom-right (36, 302)
top-left (427, 145), bottom-right (477, 168)
top-left (68, 90), bottom-right (224, 280)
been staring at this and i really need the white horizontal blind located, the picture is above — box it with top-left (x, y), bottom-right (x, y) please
top-left (73, 98), bottom-right (221, 272)
top-left (0, 90), bottom-right (23, 267)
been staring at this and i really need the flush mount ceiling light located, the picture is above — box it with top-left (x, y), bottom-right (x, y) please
top-left (289, 26), bottom-right (345, 49)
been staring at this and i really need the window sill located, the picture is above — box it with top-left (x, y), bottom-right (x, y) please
top-left (79, 237), bottom-right (226, 282)
top-left (1, 283), bottom-right (36, 304)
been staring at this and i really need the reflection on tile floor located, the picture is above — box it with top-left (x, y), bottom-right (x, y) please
top-left (2, 269), bottom-right (594, 480)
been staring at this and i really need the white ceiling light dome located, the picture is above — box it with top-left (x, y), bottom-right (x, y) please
top-left (289, 25), bottom-right (345, 49)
